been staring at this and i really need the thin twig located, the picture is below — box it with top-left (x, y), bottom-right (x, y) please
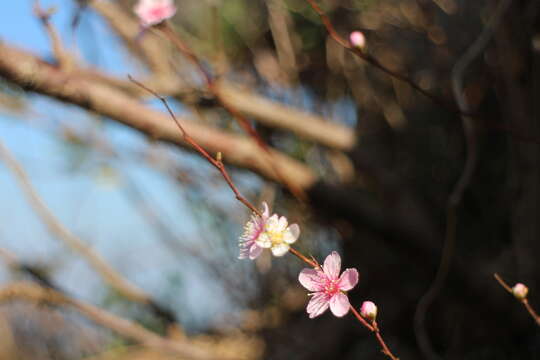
top-left (33, 0), bottom-right (73, 70)
top-left (349, 304), bottom-right (399, 360)
top-left (493, 273), bottom-right (513, 293)
top-left (288, 247), bottom-right (319, 268)
top-left (127, 75), bottom-right (261, 216)
top-left (494, 273), bottom-right (540, 326)
top-left (156, 23), bottom-right (307, 201)
top-left (303, 0), bottom-right (468, 116)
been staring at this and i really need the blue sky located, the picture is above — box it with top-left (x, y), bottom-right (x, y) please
top-left (0, 0), bottom-right (255, 330)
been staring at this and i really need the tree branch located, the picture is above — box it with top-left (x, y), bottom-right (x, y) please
top-left (0, 282), bottom-right (230, 360)
top-left (0, 42), bottom-right (316, 190)
top-left (88, 0), bottom-right (355, 151)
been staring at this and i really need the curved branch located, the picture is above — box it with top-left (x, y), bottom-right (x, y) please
top-left (414, 1), bottom-right (513, 358)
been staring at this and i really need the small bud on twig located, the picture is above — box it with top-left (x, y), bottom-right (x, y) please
top-left (360, 300), bottom-right (378, 321)
top-left (512, 283), bottom-right (529, 300)
top-left (349, 31), bottom-right (366, 50)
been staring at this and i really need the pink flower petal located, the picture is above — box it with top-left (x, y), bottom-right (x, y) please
top-left (249, 244), bottom-right (263, 260)
top-left (134, 0), bottom-right (176, 27)
top-left (329, 292), bottom-right (350, 317)
top-left (307, 292), bottom-right (330, 318)
top-left (299, 269), bottom-right (326, 292)
top-left (338, 268), bottom-right (359, 291)
top-left (323, 251), bottom-right (341, 280)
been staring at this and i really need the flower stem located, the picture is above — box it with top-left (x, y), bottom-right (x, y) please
top-left (494, 273), bottom-right (540, 326)
top-left (350, 305), bottom-right (399, 360)
top-left (350, 304), bottom-right (374, 331)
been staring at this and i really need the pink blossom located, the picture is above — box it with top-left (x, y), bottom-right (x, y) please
top-left (360, 300), bottom-right (377, 321)
top-left (134, 0), bottom-right (177, 27)
top-left (349, 31), bottom-right (366, 49)
top-left (512, 283), bottom-right (529, 300)
top-left (298, 251), bottom-right (359, 318)
top-left (238, 202), bottom-right (269, 260)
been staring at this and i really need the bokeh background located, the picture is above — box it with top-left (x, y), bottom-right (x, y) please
top-left (0, 0), bottom-right (539, 359)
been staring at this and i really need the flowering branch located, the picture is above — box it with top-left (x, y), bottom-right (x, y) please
top-left (153, 22), bottom-right (306, 201)
top-left (128, 75), bottom-right (262, 216)
top-left (303, 0), bottom-right (467, 116)
top-left (494, 273), bottom-right (540, 326)
top-left (130, 5), bottom-right (399, 359)
top-left (298, 252), bottom-right (399, 360)
top-left (130, 72), bottom-right (400, 360)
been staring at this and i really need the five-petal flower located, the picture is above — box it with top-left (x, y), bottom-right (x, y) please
top-left (298, 251), bottom-right (359, 318)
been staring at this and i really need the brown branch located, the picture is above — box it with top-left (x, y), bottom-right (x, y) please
top-left (128, 75), bottom-right (261, 215)
top-left (157, 23), bottom-right (307, 201)
top-left (266, 0), bottom-right (299, 82)
top-left (88, 0), bottom-right (355, 151)
top-left (0, 42), bottom-right (316, 191)
top-left (303, 0), bottom-right (468, 116)
top-left (494, 273), bottom-right (540, 326)
top-left (0, 282), bottom-right (229, 360)
top-left (217, 83), bottom-right (355, 150)
top-left (33, 0), bottom-right (73, 70)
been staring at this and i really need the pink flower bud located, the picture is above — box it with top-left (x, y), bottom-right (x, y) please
top-left (512, 283), bottom-right (529, 300)
top-left (360, 300), bottom-right (377, 321)
top-left (349, 31), bottom-right (366, 49)
top-left (134, 0), bottom-right (177, 27)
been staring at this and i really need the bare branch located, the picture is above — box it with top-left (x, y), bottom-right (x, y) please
top-left (88, 0), bottom-right (355, 151)
top-left (0, 282), bottom-right (231, 360)
top-left (303, 0), bottom-right (468, 116)
top-left (0, 43), bottom-right (316, 190)
top-left (33, 0), bottom-right (73, 70)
